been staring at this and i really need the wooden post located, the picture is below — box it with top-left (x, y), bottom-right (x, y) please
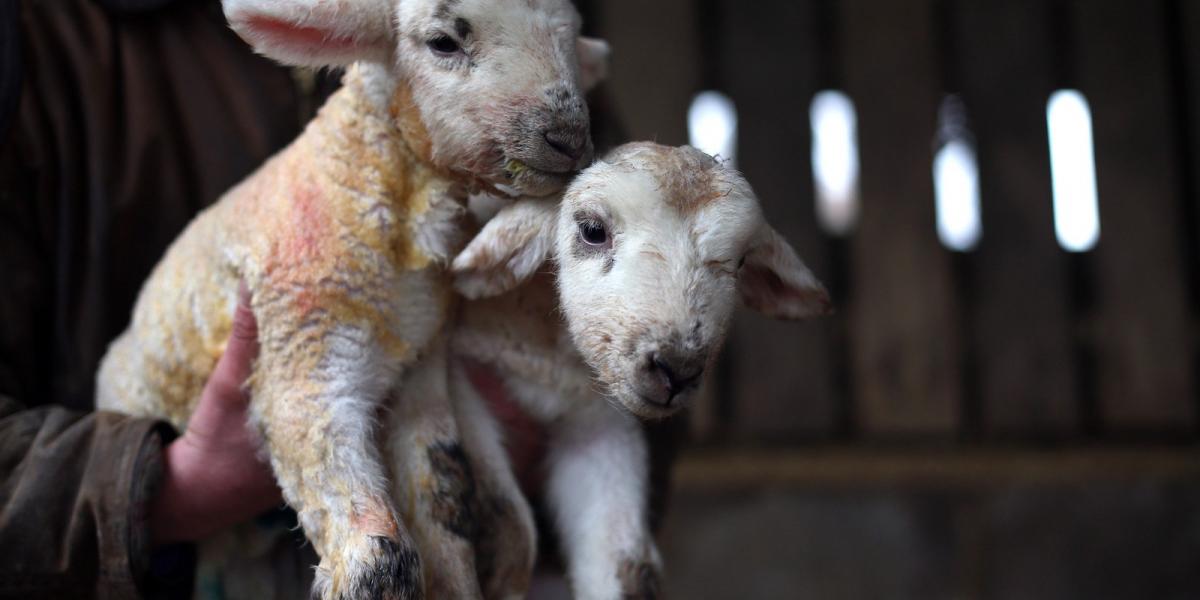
top-left (950, 0), bottom-right (1078, 436)
top-left (597, 0), bottom-right (699, 146)
top-left (1071, 0), bottom-right (1196, 431)
top-left (841, 0), bottom-right (962, 435)
top-left (1174, 0), bottom-right (1200, 433)
top-left (715, 0), bottom-right (837, 440)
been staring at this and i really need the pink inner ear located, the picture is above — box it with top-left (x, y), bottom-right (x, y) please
top-left (743, 264), bottom-right (790, 304)
top-left (243, 15), bottom-right (362, 53)
top-left (742, 264), bottom-right (833, 317)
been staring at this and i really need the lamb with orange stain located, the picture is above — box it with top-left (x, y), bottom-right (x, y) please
top-left (96, 65), bottom-right (474, 599)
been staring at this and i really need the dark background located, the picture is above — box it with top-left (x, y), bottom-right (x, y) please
top-left (573, 0), bottom-right (1200, 597)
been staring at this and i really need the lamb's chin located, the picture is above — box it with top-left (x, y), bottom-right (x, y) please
top-left (610, 387), bottom-right (686, 421)
top-left (507, 166), bottom-right (574, 197)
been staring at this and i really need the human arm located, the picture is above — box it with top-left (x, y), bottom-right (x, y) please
top-left (147, 283), bottom-right (282, 545)
top-left (0, 395), bottom-right (173, 598)
top-left (0, 285), bottom-right (281, 597)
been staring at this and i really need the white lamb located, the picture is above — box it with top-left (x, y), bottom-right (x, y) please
top-left (445, 141), bottom-right (831, 599)
top-left (94, 0), bottom-right (608, 597)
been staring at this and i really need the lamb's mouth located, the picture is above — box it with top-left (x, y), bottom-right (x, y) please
top-left (498, 158), bottom-right (577, 197)
top-left (626, 392), bottom-right (685, 421)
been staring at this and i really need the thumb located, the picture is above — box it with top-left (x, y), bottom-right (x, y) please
top-left (205, 282), bottom-right (259, 408)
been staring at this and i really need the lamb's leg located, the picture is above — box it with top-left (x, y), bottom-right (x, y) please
top-left (386, 337), bottom-right (485, 600)
top-left (448, 359), bottom-right (538, 600)
top-left (252, 321), bottom-right (421, 600)
top-left (545, 407), bottom-right (662, 600)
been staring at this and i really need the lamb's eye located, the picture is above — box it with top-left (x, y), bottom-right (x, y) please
top-left (578, 220), bottom-right (609, 247)
top-left (427, 35), bottom-right (462, 56)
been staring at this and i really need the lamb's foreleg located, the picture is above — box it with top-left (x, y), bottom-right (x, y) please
top-left (252, 321), bottom-right (421, 600)
top-left (448, 359), bottom-right (538, 600)
top-left (545, 407), bottom-right (662, 600)
top-left (386, 337), bottom-right (485, 600)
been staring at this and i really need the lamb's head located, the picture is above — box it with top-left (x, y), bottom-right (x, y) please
top-left (222, 0), bottom-right (609, 196)
top-left (453, 142), bottom-right (832, 419)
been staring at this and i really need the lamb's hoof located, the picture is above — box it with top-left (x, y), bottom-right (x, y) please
top-left (474, 495), bottom-right (535, 599)
top-left (618, 554), bottom-right (661, 600)
top-left (316, 537), bottom-right (424, 600)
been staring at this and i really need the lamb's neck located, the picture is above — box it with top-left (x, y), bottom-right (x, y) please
top-left (285, 64), bottom-right (468, 267)
top-left (299, 65), bottom-right (438, 207)
top-left (453, 271), bottom-right (600, 421)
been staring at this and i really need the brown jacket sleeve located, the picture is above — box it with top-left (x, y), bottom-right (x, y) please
top-left (0, 395), bottom-right (175, 599)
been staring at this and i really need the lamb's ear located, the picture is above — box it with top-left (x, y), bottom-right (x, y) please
top-left (223, 0), bottom-right (395, 67)
top-left (739, 225), bottom-right (832, 319)
top-left (576, 37), bottom-right (610, 91)
top-left (452, 198), bottom-right (559, 299)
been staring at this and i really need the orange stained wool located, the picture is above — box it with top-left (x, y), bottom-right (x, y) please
top-left (94, 64), bottom-right (496, 583)
top-left (282, 180), bottom-right (333, 265)
top-left (351, 501), bottom-right (402, 539)
top-left (390, 82), bottom-right (435, 167)
top-left (97, 65), bottom-right (473, 436)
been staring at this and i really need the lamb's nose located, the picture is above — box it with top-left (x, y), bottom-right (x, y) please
top-left (543, 127), bottom-right (588, 162)
top-left (648, 351), bottom-right (704, 402)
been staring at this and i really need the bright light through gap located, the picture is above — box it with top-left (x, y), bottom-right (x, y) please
top-left (933, 96), bottom-right (981, 252)
top-left (934, 141), bottom-right (982, 251)
top-left (1047, 90), bottom-right (1100, 252)
top-left (688, 91), bottom-right (737, 167)
top-left (810, 90), bottom-right (860, 235)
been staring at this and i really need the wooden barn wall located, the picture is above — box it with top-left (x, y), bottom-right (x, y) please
top-left (947, 1), bottom-right (1078, 438)
top-left (713, 0), bottom-right (838, 440)
top-left (1071, 0), bottom-right (1196, 432)
top-left (841, 0), bottom-right (963, 437)
top-left (585, 0), bottom-right (1200, 445)
top-left (1177, 0), bottom-right (1200, 434)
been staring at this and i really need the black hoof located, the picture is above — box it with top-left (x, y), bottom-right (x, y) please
top-left (338, 537), bottom-right (423, 600)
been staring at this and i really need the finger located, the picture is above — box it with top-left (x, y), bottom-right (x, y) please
top-left (205, 282), bottom-right (259, 406)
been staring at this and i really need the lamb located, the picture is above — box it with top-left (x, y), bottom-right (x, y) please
top-left (445, 142), bottom-right (832, 599)
top-left (94, 0), bottom-right (608, 597)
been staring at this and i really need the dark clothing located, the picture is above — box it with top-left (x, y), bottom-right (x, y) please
top-left (0, 0), bottom-right (301, 411)
top-left (0, 395), bottom-right (173, 598)
top-left (0, 0), bottom-right (303, 596)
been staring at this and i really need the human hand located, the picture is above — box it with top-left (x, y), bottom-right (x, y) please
top-left (148, 283), bottom-right (282, 545)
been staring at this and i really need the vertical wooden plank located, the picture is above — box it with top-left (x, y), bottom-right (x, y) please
top-left (1071, 0), bottom-right (1196, 430)
top-left (598, 0), bottom-right (699, 146)
top-left (951, 1), bottom-right (1077, 435)
top-left (841, 0), bottom-right (962, 435)
top-left (1175, 0), bottom-right (1200, 433)
top-left (1183, 1), bottom-right (1200, 280)
top-left (717, 0), bottom-right (837, 439)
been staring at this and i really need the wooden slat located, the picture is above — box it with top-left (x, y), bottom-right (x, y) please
top-left (597, 0), bottom-right (699, 146)
top-left (1071, 0), bottom-right (1196, 430)
top-left (672, 446), bottom-right (1200, 490)
top-left (951, 1), bottom-right (1077, 435)
top-left (841, 0), bottom-right (962, 435)
top-left (1179, 0), bottom-right (1200, 433)
top-left (716, 0), bottom-right (836, 439)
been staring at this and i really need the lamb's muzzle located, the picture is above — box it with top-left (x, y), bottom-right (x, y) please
top-left (642, 346), bottom-right (705, 407)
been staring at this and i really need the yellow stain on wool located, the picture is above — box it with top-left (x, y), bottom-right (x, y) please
top-left (95, 65), bottom-right (474, 561)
